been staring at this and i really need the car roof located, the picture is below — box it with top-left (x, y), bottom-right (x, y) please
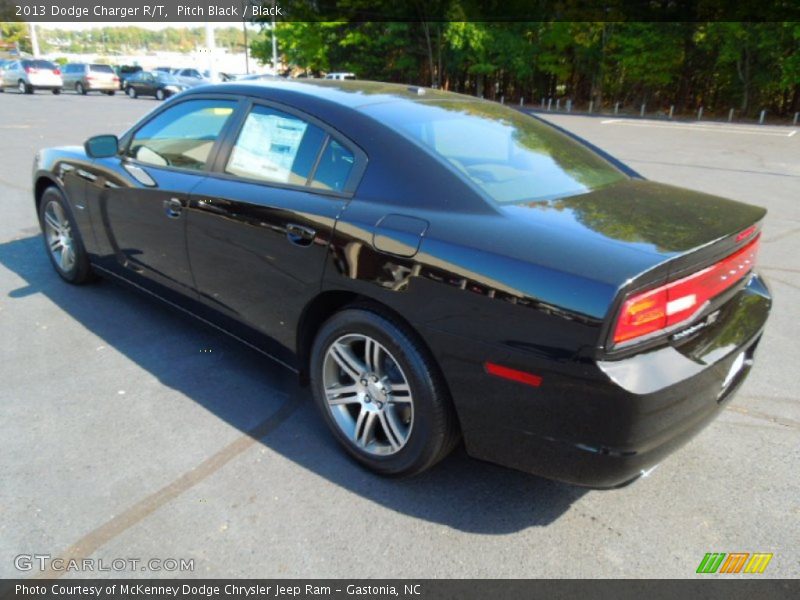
top-left (184, 79), bottom-right (481, 112)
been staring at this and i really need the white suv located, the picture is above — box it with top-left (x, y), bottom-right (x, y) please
top-left (0, 59), bottom-right (63, 94)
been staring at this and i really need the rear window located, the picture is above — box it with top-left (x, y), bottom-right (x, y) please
top-left (23, 60), bottom-right (57, 70)
top-left (91, 64), bottom-right (114, 73)
top-left (363, 100), bottom-right (626, 204)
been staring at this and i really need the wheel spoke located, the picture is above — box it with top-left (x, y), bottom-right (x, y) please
top-left (325, 384), bottom-right (360, 405)
top-left (45, 212), bottom-right (60, 232)
top-left (354, 408), bottom-right (377, 447)
top-left (379, 410), bottom-right (404, 451)
top-left (389, 382), bottom-right (412, 403)
top-left (58, 246), bottom-right (69, 270)
top-left (63, 245), bottom-right (75, 269)
top-left (331, 342), bottom-right (366, 382)
top-left (364, 338), bottom-right (382, 375)
top-left (49, 238), bottom-right (62, 252)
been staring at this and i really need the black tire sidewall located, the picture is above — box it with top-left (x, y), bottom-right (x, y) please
top-left (310, 309), bottom-right (450, 476)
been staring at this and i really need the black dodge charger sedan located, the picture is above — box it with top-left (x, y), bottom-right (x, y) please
top-left (32, 80), bottom-right (771, 487)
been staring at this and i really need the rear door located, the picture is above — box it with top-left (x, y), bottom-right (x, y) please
top-left (83, 97), bottom-right (240, 294)
top-left (185, 100), bottom-right (365, 349)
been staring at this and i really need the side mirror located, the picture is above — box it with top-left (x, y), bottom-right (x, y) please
top-left (84, 135), bottom-right (119, 159)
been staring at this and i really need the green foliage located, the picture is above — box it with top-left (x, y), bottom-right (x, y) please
top-left (251, 19), bottom-right (800, 117)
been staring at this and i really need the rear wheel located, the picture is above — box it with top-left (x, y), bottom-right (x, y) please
top-left (310, 308), bottom-right (459, 477)
top-left (52, 88), bottom-right (61, 95)
top-left (18, 80), bottom-right (31, 94)
top-left (105, 90), bottom-right (115, 96)
top-left (126, 86), bottom-right (137, 99)
top-left (38, 187), bottom-right (94, 284)
top-left (155, 89), bottom-right (165, 101)
top-left (76, 82), bottom-right (86, 95)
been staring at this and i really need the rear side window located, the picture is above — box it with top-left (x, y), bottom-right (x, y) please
top-left (91, 64), bottom-right (114, 73)
top-left (126, 100), bottom-right (236, 171)
top-left (226, 105), bottom-right (326, 186)
top-left (311, 139), bottom-right (355, 192)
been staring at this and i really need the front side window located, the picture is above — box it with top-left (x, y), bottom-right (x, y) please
top-left (126, 99), bottom-right (236, 171)
top-left (226, 105), bottom-right (326, 186)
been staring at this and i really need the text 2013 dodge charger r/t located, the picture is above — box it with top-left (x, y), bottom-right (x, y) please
top-left (32, 81), bottom-right (771, 487)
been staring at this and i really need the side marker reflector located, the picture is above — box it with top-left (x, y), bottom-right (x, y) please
top-left (484, 362), bottom-right (542, 388)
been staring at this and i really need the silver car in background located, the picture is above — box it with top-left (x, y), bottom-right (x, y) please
top-left (0, 59), bottom-right (63, 94)
top-left (61, 63), bottom-right (119, 95)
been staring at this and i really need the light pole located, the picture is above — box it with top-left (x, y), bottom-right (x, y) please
top-left (29, 23), bottom-right (40, 58)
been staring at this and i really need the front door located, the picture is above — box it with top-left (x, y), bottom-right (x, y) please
top-left (84, 98), bottom-right (238, 293)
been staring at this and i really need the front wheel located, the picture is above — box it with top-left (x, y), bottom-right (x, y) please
top-left (126, 86), bottom-right (136, 99)
top-left (155, 89), bottom-right (165, 101)
top-left (38, 187), bottom-right (95, 284)
top-left (310, 308), bottom-right (459, 477)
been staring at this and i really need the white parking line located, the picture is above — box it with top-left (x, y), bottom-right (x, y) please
top-left (600, 119), bottom-right (796, 137)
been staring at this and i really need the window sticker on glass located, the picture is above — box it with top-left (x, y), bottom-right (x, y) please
top-left (227, 107), bottom-right (318, 185)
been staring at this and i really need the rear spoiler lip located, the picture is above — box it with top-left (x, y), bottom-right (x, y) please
top-left (594, 218), bottom-right (766, 360)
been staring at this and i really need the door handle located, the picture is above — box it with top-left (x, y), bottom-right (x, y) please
top-left (164, 197), bottom-right (183, 219)
top-left (286, 223), bottom-right (316, 247)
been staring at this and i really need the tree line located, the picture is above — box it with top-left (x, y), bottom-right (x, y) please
top-left (253, 21), bottom-right (800, 118)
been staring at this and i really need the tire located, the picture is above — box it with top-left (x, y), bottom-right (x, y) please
top-left (126, 86), bottom-right (137, 99)
top-left (76, 82), bottom-right (86, 95)
top-left (105, 90), bottom-right (115, 96)
top-left (38, 187), bottom-right (95, 284)
top-left (52, 88), bottom-right (61, 95)
top-left (155, 89), bottom-right (165, 101)
top-left (19, 80), bottom-right (31, 94)
top-left (310, 307), bottom-right (460, 477)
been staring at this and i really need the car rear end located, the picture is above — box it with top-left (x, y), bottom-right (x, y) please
top-left (361, 97), bottom-right (772, 486)
top-left (83, 64), bottom-right (119, 92)
top-left (23, 60), bottom-right (62, 91)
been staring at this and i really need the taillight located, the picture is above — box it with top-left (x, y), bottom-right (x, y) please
top-left (53, 69), bottom-right (61, 75)
top-left (612, 233), bottom-right (760, 345)
top-left (25, 67), bottom-right (36, 74)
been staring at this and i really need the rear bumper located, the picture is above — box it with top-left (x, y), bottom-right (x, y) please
top-left (85, 80), bottom-right (117, 91)
top-left (425, 273), bottom-right (771, 488)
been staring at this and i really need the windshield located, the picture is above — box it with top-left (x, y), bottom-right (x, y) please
top-left (363, 99), bottom-right (626, 204)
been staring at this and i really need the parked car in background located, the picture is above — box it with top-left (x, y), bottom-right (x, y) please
top-left (123, 70), bottom-right (188, 100)
top-left (0, 59), bottom-right (62, 94)
top-left (170, 68), bottom-right (208, 88)
top-left (0, 58), bottom-right (13, 88)
top-left (237, 73), bottom-right (282, 81)
top-left (324, 72), bottom-right (356, 80)
top-left (62, 63), bottom-right (119, 95)
top-left (31, 80), bottom-right (771, 486)
top-left (116, 65), bottom-right (142, 90)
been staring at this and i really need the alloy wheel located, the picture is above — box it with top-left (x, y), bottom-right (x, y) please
top-left (156, 89), bottom-right (165, 101)
top-left (43, 200), bottom-right (76, 273)
top-left (322, 334), bottom-right (414, 456)
top-left (18, 80), bottom-right (26, 94)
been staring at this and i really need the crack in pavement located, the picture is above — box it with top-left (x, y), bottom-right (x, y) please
top-left (725, 404), bottom-right (800, 431)
top-left (33, 392), bottom-right (303, 580)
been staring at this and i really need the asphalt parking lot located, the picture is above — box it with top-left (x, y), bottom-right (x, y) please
top-left (0, 89), bottom-right (798, 579)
